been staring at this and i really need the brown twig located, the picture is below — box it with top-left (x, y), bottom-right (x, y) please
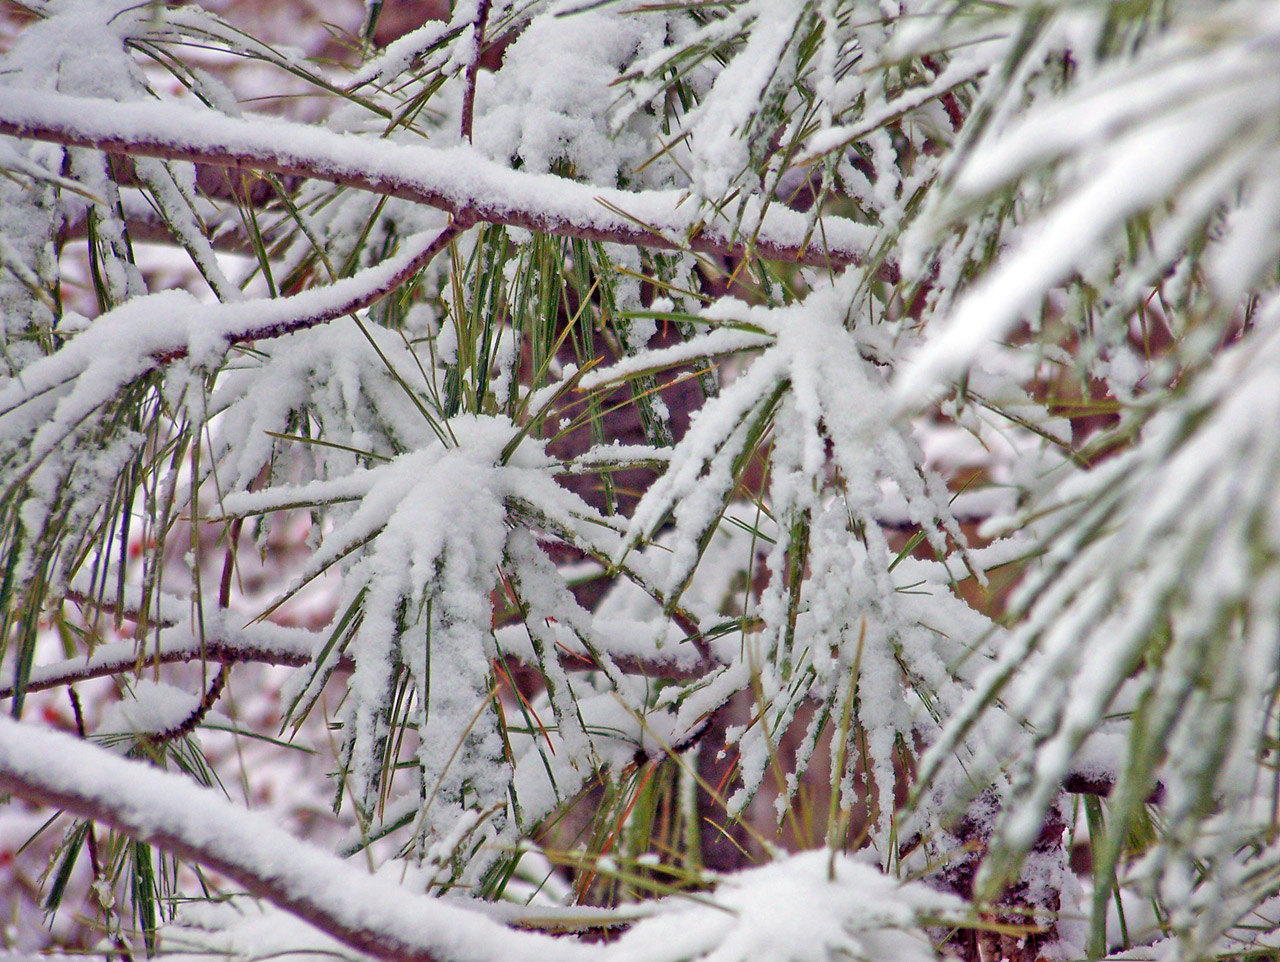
top-left (69, 688), bottom-right (136, 962)
top-left (459, 0), bottom-right (493, 144)
top-left (146, 664), bottom-right (229, 745)
top-left (143, 519), bottom-right (242, 746)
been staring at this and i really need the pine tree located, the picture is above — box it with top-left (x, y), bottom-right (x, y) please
top-left (0, 2), bottom-right (1278, 960)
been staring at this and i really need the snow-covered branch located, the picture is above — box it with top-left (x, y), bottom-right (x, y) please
top-left (0, 600), bottom-right (728, 700)
top-left (0, 222), bottom-right (463, 484)
top-left (0, 89), bottom-right (873, 270)
top-left (0, 715), bottom-right (593, 962)
top-left (0, 616), bottom-right (325, 700)
top-left (7, 3), bottom-right (1279, 958)
top-left (0, 717), bottom-right (962, 962)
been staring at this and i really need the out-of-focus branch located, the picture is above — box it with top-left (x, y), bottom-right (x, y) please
top-left (61, 188), bottom-right (261, 256)
top-left (0, 89), bottom-right (876, 271)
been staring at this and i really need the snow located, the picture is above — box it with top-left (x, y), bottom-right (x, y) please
top-left (477, 7), bottom-right (666, 186)
top-left (9, 1), bottom-right (1280, 959)
top-left (0, 88), bottom-right (877, 267)
top-left (96, 680), bottom-right (203, 745)
top-left (0, 714), bottom-right (593, 962)
top-left (607, 851), bottom-right (963, 962)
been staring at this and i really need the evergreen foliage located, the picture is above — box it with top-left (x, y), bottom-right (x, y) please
top-left (0, 2), bottom-right (1277, 960)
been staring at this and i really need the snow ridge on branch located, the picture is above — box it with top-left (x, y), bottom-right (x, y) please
top-left (0, 89), bottom-right (874, 270)
top-left (0, 715), bottom-right (591, 962)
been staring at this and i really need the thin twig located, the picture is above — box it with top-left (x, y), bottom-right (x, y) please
top-left (144, 519), bottom-right (242, 746)
top-left (459, 0), bottom-right (493, 144)
top-left (146, 663), bottom-right (228, 745)
top-left (2, 637), bottom-right (723, 700)
top-left (69, 688), bottom-right (136, 962)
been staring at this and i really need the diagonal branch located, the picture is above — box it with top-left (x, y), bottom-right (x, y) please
top-left (0, 89), bottom-right (874, 270)
top-left (0, 221), bottom-right (467, 476)
top-left (199, 217), bottom-right (470, 353)
top-left (0, 716), bottom-right (594, 962)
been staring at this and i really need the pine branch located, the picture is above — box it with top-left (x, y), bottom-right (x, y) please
top-left (459, 0), bottom-right (493, 145)
top-left (0, 89), bottom-right (874, 270)
top-left (0, 716), bottom-right (595, 962)
top-left (0, 619), bottom-right (326, 700)
top-left (0, 622), bottom-right (725, 700)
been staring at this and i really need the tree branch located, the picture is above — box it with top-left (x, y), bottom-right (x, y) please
top-left (0, 717), bottom-right (594, 962)
top-left (459, 0), bottom-right (493, 144)
top-left (0, 89), bottom-right (874, 270)
top-left (0, 618), bottom-right (331, 700)
top-left (202, 218), bottom-right (470, 353)
top-left (0, 221), bottom-right (467, 461)
top-left (0, 629), bottom-right (722, 700)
